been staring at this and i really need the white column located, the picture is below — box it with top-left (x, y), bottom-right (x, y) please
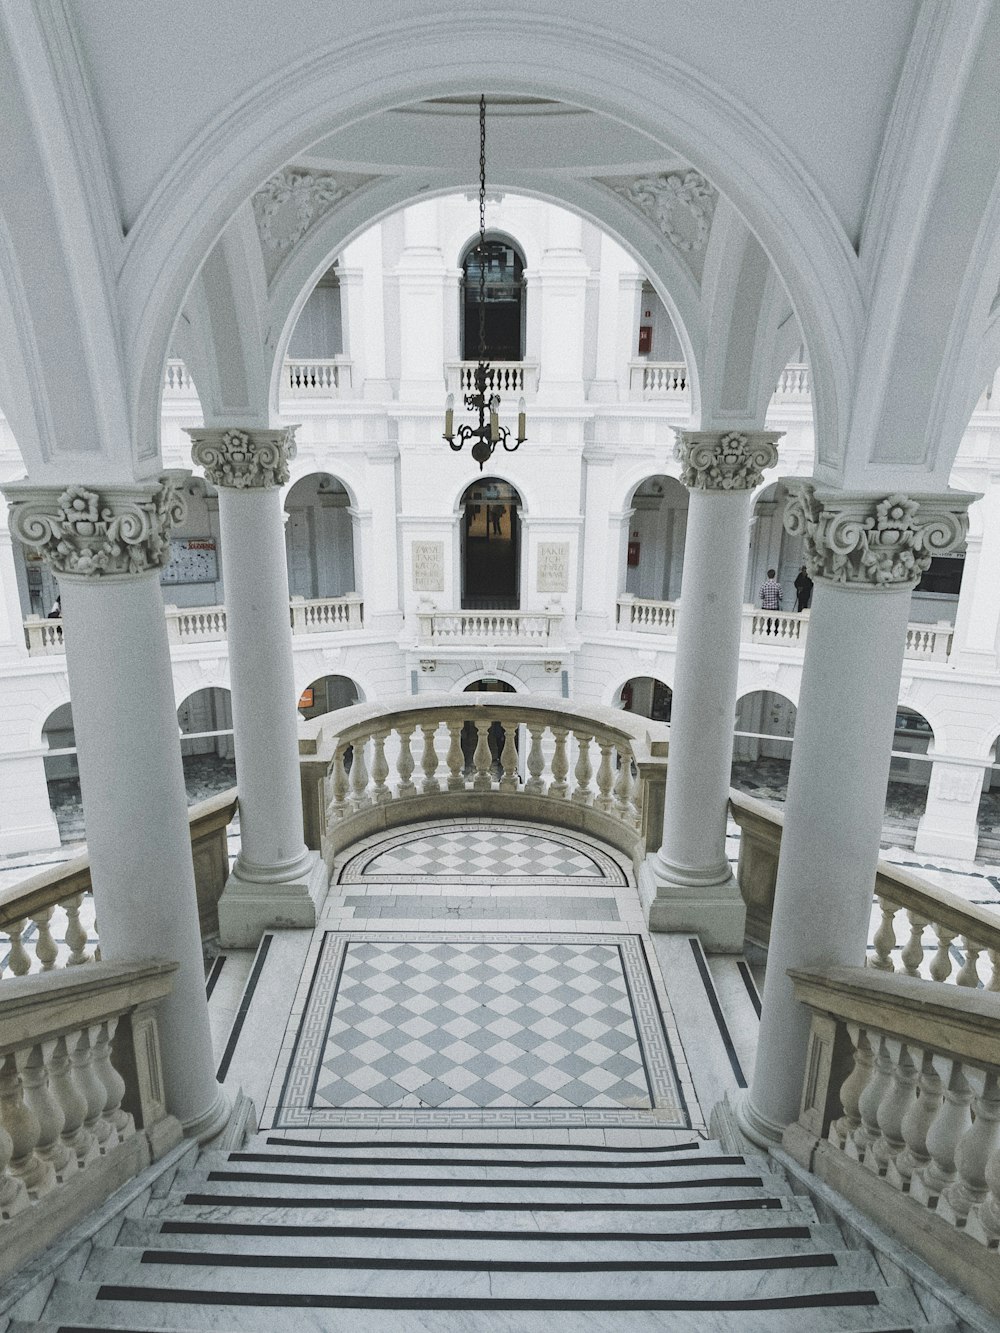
top-left (189, 428), bottom-right (327, 946)
top-left (618, 273), bottom-right (645, 399)
top-left (536, 213), bottom-right (588, 403)
top-left (641, 431), bottom-right (781, 949)
top-left (3, 476), bottom-right (228, 1140)
top-left (741, 485), bottom-right (975, 1145)
top-left (589, 234), bottom-right (624, 403)
top-left (0, 523), bottom-right (28, 664)
top-left (951, 483), bottom-right (1000, 672)
top-left (397, 201), bottom-right (446, 403)
top-left (578, 441), bottom-right (618, 630)
top-left (344, 229), bottom-right (391, 402)
top-left (914, 756), bottom-right (984, 861)
top-left (357, 441), bottom-right (402, 633)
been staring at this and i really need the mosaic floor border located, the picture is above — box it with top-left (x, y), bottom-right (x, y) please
top-left (273, 931), bottom-right (690, 1130)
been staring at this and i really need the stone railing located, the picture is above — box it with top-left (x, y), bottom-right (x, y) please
top-left (0, 958), bottom-right (181, 1281)
top-left (616, 595), bottom-right (678, 633)
top-left (773, 364), bottom-right (811, 399)
top-left (445, 361), bottom-right (539, 398)
top-left (628, 362), bottom-right (689, 398)
top-left (730, 790), bottom-right (1000, 988)
top-left (298, 692), bottom-right (670, 869)
top-left (162, 360), bottom-right (197, 397)
top-left (26, 596), bottom-right (364, 655)
top-left (416, 609), bottom-right (562, 647)
top-left (784, 965), bottom-right (1000, 1314)
top-left (741, 606), bottom-right (809, 646)
top-left (283, 357), bottom-right (353, 396)
top-left (0, 789), bottom-right (238, 977)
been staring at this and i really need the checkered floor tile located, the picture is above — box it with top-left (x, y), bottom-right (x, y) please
top-left (276, 932), bottom-right (687, 1128)
top-left (341, 825), bottom-right (625, 885)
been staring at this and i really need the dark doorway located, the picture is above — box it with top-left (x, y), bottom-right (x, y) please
top-left (461, 678), bottom-right (517, 776)
top-left (462, 240), bottom-right (525, 361)
top-left (461, 478), bottom-right (521, 609)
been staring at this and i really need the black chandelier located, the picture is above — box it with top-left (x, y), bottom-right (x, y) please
top-left (443, 95), bottom-right (526, 469)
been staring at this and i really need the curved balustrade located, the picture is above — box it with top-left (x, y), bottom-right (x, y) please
top-left (298, 692), bottom-right (670, 867)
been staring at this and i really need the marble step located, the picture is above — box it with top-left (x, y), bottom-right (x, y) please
top-left (35, 1278), bottom-right (936, 1332)
top-left (117, 1212), bottom-right (849, 1257)
top-left (257, 1133), bottom-right (713, 1157)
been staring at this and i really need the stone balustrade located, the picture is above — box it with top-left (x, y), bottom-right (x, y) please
top-left (283, 357), bottom-right (353, 395)
top-left (784, 966), bottom-right (1000, 1313)
top-left (0, 789), bottom-right (238, 978)
top-left (445, 361), bottom-right (539, 398)
top-left (741, 605), bottom-right (809, 645)
top-left (773, 364), bottom-right (811, 398)
top-left (416, 609), bottom-right (562, 647)
top-left (616, 595), bottom-right (678, 633)
top-left (628, 361), bottom-right (690, 398)
top-left (25, 595), bottom-right (364, 655)
top-left (0, 958), bottom-right (181, 1280)
top-left (298, 692), bottom-right (670, 869)
top-left (729, 790), bottom-right (1000, 987)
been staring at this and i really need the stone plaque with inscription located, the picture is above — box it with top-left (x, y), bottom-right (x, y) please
top-left (537, 542), bottom-right (569, 593)
top-left (412, 541), bottom-right (444, 592)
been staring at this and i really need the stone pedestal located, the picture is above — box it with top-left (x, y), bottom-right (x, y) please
top-left (188, 428), bottom-right (327, 947)
top-left (741, 485), bottom-right (975, 1146)
top-left (3, 476), bottom-right (229, 1141)
top-left (642, 429), bottom-right (781, 950)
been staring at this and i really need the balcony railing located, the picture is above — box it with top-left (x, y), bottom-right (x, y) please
top-left (616, 596), bottom-right (954, 661)
top-left (628, 362), bottom-right (689, 399)
top-left (416, 609), bottom-right (562, 647)
top-left (163, 358), bottom-right (354, 401)
top-left (24, 595), bottom-right (364, 655)
top-left (444, 361), bottom-right (539, 398)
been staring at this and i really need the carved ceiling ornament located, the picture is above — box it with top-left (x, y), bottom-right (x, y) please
top-left (188, 427), bottom-right (296, 490)
top-left (4, 476), bottom-right (187, 578)
top-left (675, 430), bottom-right (782, 492)
top-left (783, 483), bottom-right (974, 588)
top-left (252, 168), bottom-right (355, 255)
top-left (606, 170), bottom-right (717, 253)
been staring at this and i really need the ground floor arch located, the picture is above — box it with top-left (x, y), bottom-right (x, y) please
top-left (298, 673), bottom-right (362, 720)
top-left (617, 676), bottom-right (672, 722)
top-left (41, 702), bottom-right (80, 845)
top-left (623, 476), bottom-right (688, 603)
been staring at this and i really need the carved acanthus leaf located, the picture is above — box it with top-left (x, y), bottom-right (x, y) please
top-left (604, 170), bottom-right (717, 253)
top-left (675, 431), bottom-right (781, 492)
top-left (188, 428), bottom-right (296, 490)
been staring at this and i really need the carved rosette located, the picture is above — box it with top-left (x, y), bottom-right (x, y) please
top-left (602, 170), bottom-right (717, 253)
top-left (187, 427), bottom-right (296, 490)
top-left (674, 431), bottom-right (782, 492)
top-left (3, 475), bottom-right (187, 579)
top-left (783, 483), bottom-right (974, 588)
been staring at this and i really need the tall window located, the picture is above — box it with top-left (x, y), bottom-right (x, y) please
top-left (462, 239), bottom-right (525, 361)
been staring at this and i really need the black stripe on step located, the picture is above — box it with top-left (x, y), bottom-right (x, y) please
top-left (204, 1170), bottom-right (764, 1191)
top-left (159, 1219), bottom-right (812, 1243)
top-left (689, 936), bottom-right (748, 1088)
top-left (737, 959), bottom-right (762, 1018)
top-left (216, 933), bottom-right (271, 1082)
top-left (204, 953), bottom-right (226, 1001)
top-left (181, 1193), bottom-right (784, 1213)
top-left (265, 1135), bottom-right (701, 1153)
top-left (229, 1150), bottom-right (746, 1170)
top-left (95, 1286), bottom-right (880, 1313)
top-left (139, 1250), bottom-right (836, 1274)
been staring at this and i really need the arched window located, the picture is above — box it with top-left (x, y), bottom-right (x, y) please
top-left (460, 477), bottom-right (522, 610)
top-left (461, 239), bottom-right (525, 361)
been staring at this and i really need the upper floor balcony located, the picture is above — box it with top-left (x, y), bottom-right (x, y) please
top-left (627, 362), bottom-right (812, 402)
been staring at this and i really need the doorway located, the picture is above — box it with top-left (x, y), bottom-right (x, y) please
top-left (460, 478), bottom-right (521, 609)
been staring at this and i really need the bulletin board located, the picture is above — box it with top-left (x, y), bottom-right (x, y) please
top-left (160, 538), bottom-right (218, 585)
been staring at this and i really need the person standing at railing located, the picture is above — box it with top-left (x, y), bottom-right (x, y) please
top-left (759, 569), bottom-right (782, 635)
top-left (793, 565), bottom-right (813, 611)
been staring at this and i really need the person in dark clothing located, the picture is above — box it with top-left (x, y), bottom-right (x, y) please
top-left (793, 565), bottom-right (813, 611)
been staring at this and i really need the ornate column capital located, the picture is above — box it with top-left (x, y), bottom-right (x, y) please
top-left (187, 426), bottom-right (297, 490)
top-left (2, 474), bottom-right (188, 580)
top-left (674, 430), bottom-right (782, 492)
top-left (783, 482), bottom-right (977, 589)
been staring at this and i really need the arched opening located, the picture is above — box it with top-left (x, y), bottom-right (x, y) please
top-left (883, 707), bottom-right (934, 849)
top-left (286, 262), bottom-right (343, 360)
top-left (731, 691), bottom-right (797, 797)
top-left (177, 687), bottom-right (236, 798)
top-left (42, 703), bottom-right (82, 846)
top-left (618, 677), bottom-right (672, 722)
top-left (159, 476), bottom-right (223, 609)
top-left (977, 734), bottom-right (1000, 857)
top-left (298, 674), bottom-right (362, 720)
top-left (746, 481), bottom-right (805, 610)
top-left (461, 677), bottom-right (516, 775)
top-left (460, 477), bottom-right (522, 609)
top-left (623, 476), bottom-right (688, 602)
top-left (284, 473), bottom-right (356, 600)
top-left (461, 236), bottom-right (525, 362)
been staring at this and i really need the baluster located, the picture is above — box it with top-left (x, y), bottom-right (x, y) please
top-left (370, 731), bottom-right (390, 804)
top-left (524, 723), bottom-right (546, 795)
top-left (71, 1027), bottom-right (113, 1154)
top-left (472, 720), bottom-right (493, 791)
top-left (329, 745), bottom-right (350, 820)
top-left (6, 918), bottom-right (32, 976)
top-left (868, 1041), bottom-right (917, 1178)
top-left (929, 926), bottom-right (956, 983)
top-left (445, 721), bottom-right (465, 791)
top-left (396, 725), bottom-right (416, 796)
top-left (571, 733), bottom-right (594, 804)
top-left (0, 1120), bottom-right (28, 1219)
top-left (549, 726), bottom-right (569, 799)
top-left (901, 910), bottom-right (929, 976)
top-left (0, 1052), bottom-right (53, 1197)
top-left (48, 1035), bottom-right (96, 1167)
top-left (92, 1020), bottom-right (134, 1142)
top-left (629, 770), bottom-right (645, 830)
top-left (63, 892), bottom-right (91, 966)
top-left (869, 897), bottom-right (899, 972)
top-left (889, 1049), bottom-right (942, 1192)
top-left (31, 906), bottom-right (59, 971)
top-left (966, 1137), bottom-right (1000, 1247)
top-left (595, 740), bottom-right (616, 812)
top-left (499, 723), bottom-right (519, 793)
top-left (850, 1033), bottom-right (893, 1163)
top-left (21, 1043), bottom-right (75, 1182)
top-left (349, 735), bottom-right (371, 809)
top-left (912, 1059), bottom-right (975, 1207)
top-left (939, 1071), bottom-right (1000, 1227)
top-left (613, 747), bottom-right (634, 821)
top-left (832, 1027), bottom-right (870, 1151)
top-left (956, 937), bottom-right (983, 988)
top-left (988, 949), bottom-right (1000, 992)
top-left (421, 723), bottom-right (441, 793)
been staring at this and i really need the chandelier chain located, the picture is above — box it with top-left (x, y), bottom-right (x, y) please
top-left (478, 94), bottom-right (487, 362)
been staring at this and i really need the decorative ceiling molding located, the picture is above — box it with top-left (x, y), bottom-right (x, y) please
top-left (598, 170), bottom-right (718, 255)
top-left (251, 167), bottom-right (377, 280)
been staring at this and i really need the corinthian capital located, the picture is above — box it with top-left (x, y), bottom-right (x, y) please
top-left (2, 475), bottom-right (188, 579)
top-left (674, 430), bottom-right (782, 492)
top-left (783, 483), bottom-right (976, 588)
top-left (187, 427), bottom-right (297, 490)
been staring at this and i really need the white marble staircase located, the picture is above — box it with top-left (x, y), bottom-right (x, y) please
top-left (4, 1131), bottom-right (969, 1331)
